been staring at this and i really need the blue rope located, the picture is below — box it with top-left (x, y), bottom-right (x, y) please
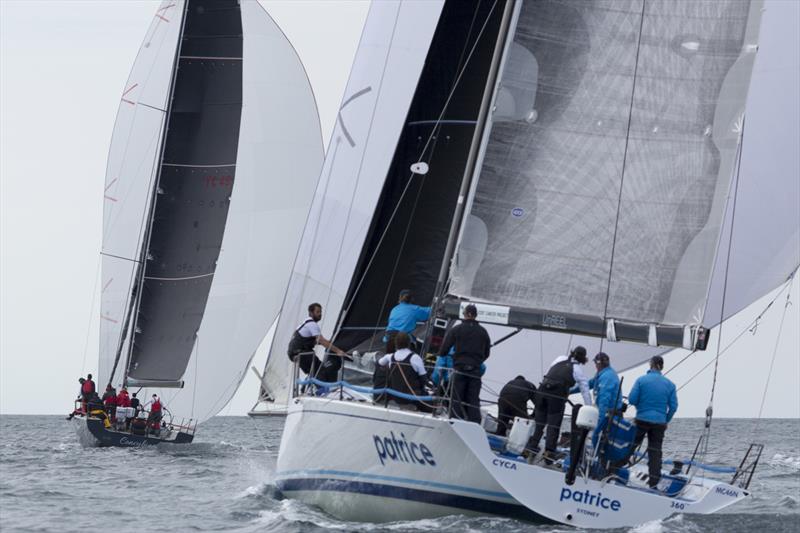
top-left (296, 378), bottom-right (437, 402)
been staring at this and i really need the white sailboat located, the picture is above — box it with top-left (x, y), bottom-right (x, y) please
top-left (73, 0), bottom-right (323, 446)
top-left (268, 0), bottom-right (798, 528)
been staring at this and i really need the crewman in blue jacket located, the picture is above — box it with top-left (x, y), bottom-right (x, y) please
top-left (571, 352), bottom-right (622, 448)
top-left (383, 289), bottom-right (431, 352)
top-left (627, 355), bottom-right (678, 488)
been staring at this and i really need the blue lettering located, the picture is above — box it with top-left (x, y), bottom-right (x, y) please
top-left (410, 442), bottom-right (422, 464)
top-left (419, 444), bottom-right (436, 466)
top-left (384, 437), bottom-right (397, 460)
top-left (373, 436), bottom-right (386, 465)
top-left (372, 432), bottom-right (436, 467)
top-left (559, 488), bottom-right (622, 511)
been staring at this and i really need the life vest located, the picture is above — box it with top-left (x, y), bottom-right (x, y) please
top-left (287, 318), bottom-right (317, 360)
top-left (541, 359), bottom-right (576, 397)
top-left (151, 399), bottom-right (162, 412)
top-left (81, 381), bottom-right (94, 395)
top-left (388, 351), bottom-right (424, 404)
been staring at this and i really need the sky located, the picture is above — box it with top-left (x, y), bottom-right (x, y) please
top-left (1, 0), bottom-right (798, 418)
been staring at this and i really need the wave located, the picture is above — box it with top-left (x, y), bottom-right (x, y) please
top-left (768, 453), bottom-right (800, 471)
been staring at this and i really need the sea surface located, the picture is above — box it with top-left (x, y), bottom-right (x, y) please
top-left (0, 416), bottom-right (797, 532)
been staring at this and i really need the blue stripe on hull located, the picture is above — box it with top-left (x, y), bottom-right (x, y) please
top-left (276, 477), bottom-right (552, 524)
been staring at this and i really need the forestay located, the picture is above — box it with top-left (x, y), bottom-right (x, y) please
top-left (262, 0), bottom-right (446, 407)
top-left (449, 0), bottom-right (765, 343)
top-left (100, 0), bottom-right (323, 422)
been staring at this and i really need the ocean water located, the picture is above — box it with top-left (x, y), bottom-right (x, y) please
top-left (0, 416), bottom-right (797, 532)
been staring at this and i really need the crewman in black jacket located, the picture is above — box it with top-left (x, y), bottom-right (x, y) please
top-left (438, 304), bottom-right (491, 423)
top-left (496, 375), bottom-right (537, 436)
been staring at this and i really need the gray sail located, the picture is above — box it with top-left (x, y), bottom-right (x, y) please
top-left (126, 0), bottom-right (244, 385)
top-left (448, 0), bottom-right (764, 346)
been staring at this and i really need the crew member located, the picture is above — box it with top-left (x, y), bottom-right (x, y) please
top-left (130, 392), bottom-right (141, 415)
top-left (81, 375), bottom-right (95, 407)
top-left (438, 304), bottom-right (491, 423)
top-left (572, 352), bottom-right (622, 448)
top-left (530, 346), bottom-right (592, 463)
top-left (383, 289), bottom-right (431, 353)
top-left (146, 394), bottom-right (163, 429)
top-left (102, 385), bottom-right (117, 420)
top-left (84, 374), bottom-right (96, 395)
top-left (116, 388), bottom-right (131, 408)
top-left (377, 332), bottom-right (431, 412)
top-left (626, 355), bottom-right (678, 488)
top-left (287, 303), bottom-right (348, 382)
top-left (496, 375), bottom-right (537, 437)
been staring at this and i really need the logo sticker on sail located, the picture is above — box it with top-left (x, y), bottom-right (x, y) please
top-left (511, 207), bottom-right (525, 218)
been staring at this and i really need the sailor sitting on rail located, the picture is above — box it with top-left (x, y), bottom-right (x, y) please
top-left (377, 332), bottom-right (432, 412)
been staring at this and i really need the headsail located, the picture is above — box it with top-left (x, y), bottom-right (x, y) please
top-left (447, 0), bottom-right (766, 348)
top-left (100, 0), bottom-right (323, 422)
top-left (261, 0), bottom-right (447, 407)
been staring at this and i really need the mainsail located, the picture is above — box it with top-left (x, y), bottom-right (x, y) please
top-left (448, 0), bottom-right (771, 348)
top-left (99, 0), bottom-right (323, 421)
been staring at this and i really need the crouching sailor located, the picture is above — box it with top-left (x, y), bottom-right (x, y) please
top-left (619, 355), bottom-right (678, 488)
top-left (496, 375), bottom-right (537, 437)
top-left (530, 346), bottom-right (592, 463)
top-left (377, 332), bottom-right (432, 412)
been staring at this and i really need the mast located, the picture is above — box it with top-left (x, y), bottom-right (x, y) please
top-left (119, 1), bottom-right (190, 388)
top-left (425, 0), bottom-right (517, 345)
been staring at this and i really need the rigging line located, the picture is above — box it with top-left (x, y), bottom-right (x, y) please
top-left (332, 0), bottom-right (501, 342)
top-left (100, 252), bottom-right (143, 264)
top-left (664, 269), bottom-right (797, 377)
top-left (80, 258), bottom-right (102, 375)
top-left (755, 274), bottom-right (794, 424)
top-left (709, 118), bottom-right (747, 409)
top-left (599, 0), bottom-right (647, 328)
top-left (367, 131), bottom-right (443, 352)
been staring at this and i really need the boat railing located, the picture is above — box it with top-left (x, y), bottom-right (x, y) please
top-left (294, 360), bottom-right (747, 494)
top-left (71, 400), bottom-right (197, 436)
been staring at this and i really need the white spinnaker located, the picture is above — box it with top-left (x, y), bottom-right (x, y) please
top-left (99, 1), bottom-right (184, 387)
top-left (159, 0), bottom-right (324, 422)
top-left (262, 0), bottom-right (446, 406)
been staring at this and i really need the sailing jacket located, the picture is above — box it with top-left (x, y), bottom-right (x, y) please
top-left (438, 319), bottom-right (491, 370)
top-left (628, 370), bottom-right (678, 424)
top-left (383, 302), bottom-right (431, 339)
top-left (571, 366), bottom-right (622, 416)
top-left (81, 380), bottom-right (95, 396)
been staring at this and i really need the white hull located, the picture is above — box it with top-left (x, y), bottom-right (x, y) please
top-left (276, 398), bottom-right (749, 528)
top-left (276, 398), bottom-right (549, 522)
